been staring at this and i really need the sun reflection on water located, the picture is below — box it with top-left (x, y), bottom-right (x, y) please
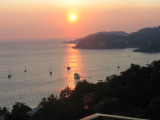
top-left (64, 44), bottom-right (85, 89)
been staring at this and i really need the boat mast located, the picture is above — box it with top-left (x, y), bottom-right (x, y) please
top-left (146, 56), bottom-right (150, 67)
top-left (8, 66), bottom-right (12, 78)
top-left (50, 64), bottom-right (52, 75)
top-left (24, 66), bottom-right (26, 72)
top-left (117, 60), bottom-right (120, 69)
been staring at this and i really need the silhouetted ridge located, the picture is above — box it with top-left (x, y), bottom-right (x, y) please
top-left (128, 26), bottom-right (160, 47)
top-left (74, 31), bottom-right (129, 49)
top-left (73, 26), bottom-right (160, 52)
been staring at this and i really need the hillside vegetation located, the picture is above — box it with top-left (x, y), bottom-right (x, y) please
top-left (74, 26), bottom-right (160, 52)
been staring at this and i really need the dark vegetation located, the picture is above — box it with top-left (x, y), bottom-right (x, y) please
top-left (74, 33), bottom-right (128, 49)
top-left (0, 102), bottom-right (31, 120)
top-left (134, 38), bottom-right (160, 52)
top-left (1, 60), bottom-right (160, 120)
top-left (74, 26), bottom-right (160, 52)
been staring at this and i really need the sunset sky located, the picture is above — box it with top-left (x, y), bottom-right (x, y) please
top-left (0, 0), bottom-right (160, 40)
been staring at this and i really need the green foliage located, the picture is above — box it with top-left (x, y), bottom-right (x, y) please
top-left (6, 102), bottom-right (31, 120)
top-left (33, 89), bottom-right (93, 120)
top-left (72, 80), bottom-right (95, 98)
top-left (0, 107), bottom-right (10, 119)
top-left (0, 107), bottom-right (9, 115)
top-left (59, 87), bottom-right (73, 99)
top-left (11, 102), bottom-right (31, 114)
top-left (145, 96), bottom-right (160, 120)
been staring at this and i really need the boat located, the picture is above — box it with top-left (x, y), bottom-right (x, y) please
top-left (8, 74), bottom-right (11, 78)
top-left (8, 67), bottom-right (12, 78)
top-left (146, 64), bottom-right (150, 67)
top-left (49, 64), bottom-right (52, 75)
top-left (67, 61), bottom-right (71, 70)
top-left (74, 73), bottom-right (80, 79)
top-left (146, 57), bottom-right (150, 67)
top-left (27, 107), bottom-right (41, 117)
top-left (50, 71), bottom-right (52, 75)
top-left (67, 66), bottom-right (71, 70)
top-left (117, 60), bottom-right (120, 69)
top-left (117, 65), bottom-right (120, 69)
top-left (24, 66), bottom-right (27, 72)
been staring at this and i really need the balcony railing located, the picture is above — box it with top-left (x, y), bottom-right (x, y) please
top-left (81, 113), bottom-right (149, 120)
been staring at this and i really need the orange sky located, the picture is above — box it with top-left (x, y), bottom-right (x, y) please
top-left (0, 0), bottom-right (160, 40)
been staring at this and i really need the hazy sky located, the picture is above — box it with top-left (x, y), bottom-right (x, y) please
top-left (0, 0), bottom-right (160, 40)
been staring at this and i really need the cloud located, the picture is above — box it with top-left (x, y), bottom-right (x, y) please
top-left (1, 0), bottom-right (160, 7)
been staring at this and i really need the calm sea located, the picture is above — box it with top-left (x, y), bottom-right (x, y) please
top-left (0, 40), bottom-right (160, 108)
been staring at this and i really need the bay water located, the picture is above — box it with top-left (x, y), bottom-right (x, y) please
top-left (0, 40), bottom-right (160, 108)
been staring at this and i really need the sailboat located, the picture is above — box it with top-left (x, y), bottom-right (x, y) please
top-left (74, 73), bottom-right (80, 79)
top-left (117, 60), bottom-right (120, 69)
top-left (8, 67), bottom-right (12, 78)
top-left (146, 57), bottom-right (150, 67)
top-left (67, 66), bottom-right (71, 70)
top-left (49, 64), bottom-right (52, 75)
top-left (24, 66), bottom-right (27, 72)
top-left (66, 61), bottom-right (71, 70)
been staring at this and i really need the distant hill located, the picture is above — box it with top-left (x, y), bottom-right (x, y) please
top-left (127, 26), bottom-right (160, 47)
top-left (73, 31), bottom-right (129, 49)
top-left (134, 38), bottom-right (160, 52)
top-left (73, 26), bottom-right (160, 52)
top-left (63, 31), bottom-right (128, 44)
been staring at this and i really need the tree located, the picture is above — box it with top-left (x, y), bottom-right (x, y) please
top-left (59, 87), bottom-right (73, 99)
top-left (8, 102), bottom-right (31, 120)
top-left (145, 96), bottom-right (160, 120)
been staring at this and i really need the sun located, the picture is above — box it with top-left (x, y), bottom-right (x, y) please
top-left (69, 14), bottom-right (76, 22)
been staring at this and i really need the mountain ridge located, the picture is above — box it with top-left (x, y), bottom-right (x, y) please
top-left (71, 26), bottom-right (160, 52)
